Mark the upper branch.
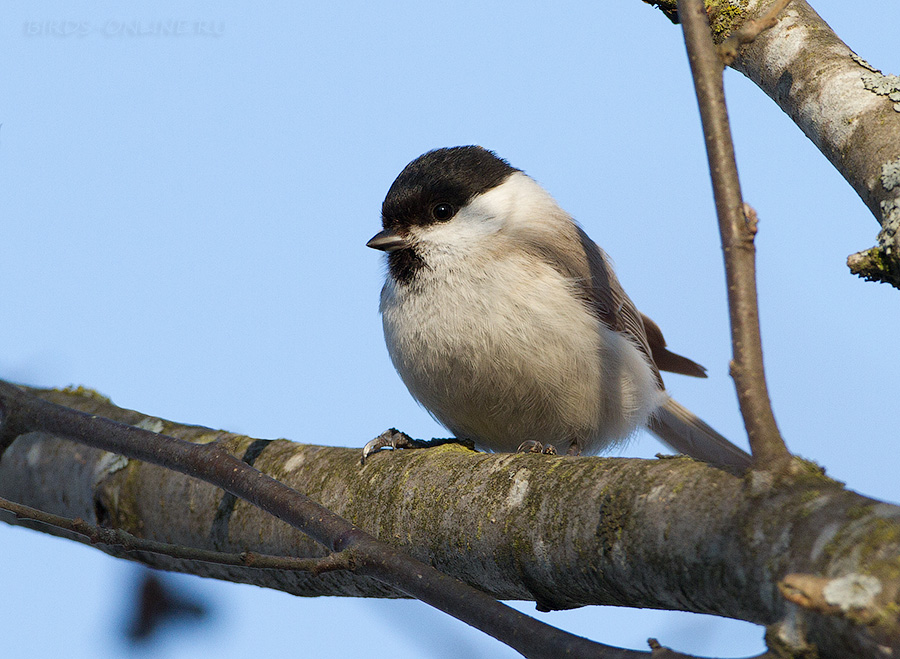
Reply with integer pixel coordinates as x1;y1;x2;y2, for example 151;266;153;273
647;0;900;288
731;0;900;287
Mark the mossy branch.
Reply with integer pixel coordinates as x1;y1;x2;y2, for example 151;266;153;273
1;384;899;656
643;0;900;288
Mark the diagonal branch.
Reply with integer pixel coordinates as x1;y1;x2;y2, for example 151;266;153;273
730;0;900;289
644;0;900;288
676;0;792;470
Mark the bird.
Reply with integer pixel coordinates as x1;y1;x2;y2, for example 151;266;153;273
364;146;750;469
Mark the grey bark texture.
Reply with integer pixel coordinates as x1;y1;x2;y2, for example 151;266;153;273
649;0;900;287
2;387;900;658
730;0;900;287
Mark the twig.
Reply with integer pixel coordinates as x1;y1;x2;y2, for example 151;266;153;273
718;0;792;66
0;379;699;659
676;0;792;471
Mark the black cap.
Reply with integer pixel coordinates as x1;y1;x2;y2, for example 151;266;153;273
381;146;518;230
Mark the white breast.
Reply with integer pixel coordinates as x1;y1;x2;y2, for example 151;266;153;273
379;233;662;455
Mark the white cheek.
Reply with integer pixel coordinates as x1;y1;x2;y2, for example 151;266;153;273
410;208;504;253
409;175;543;252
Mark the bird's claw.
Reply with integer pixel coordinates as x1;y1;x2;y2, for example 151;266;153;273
516;440;558;455
361;428;423;464
361;429;476;464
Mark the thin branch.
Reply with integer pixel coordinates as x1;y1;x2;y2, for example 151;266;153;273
0;380;707;659
676;0;792;471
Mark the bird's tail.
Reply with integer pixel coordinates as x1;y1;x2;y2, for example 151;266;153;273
647;397;751;469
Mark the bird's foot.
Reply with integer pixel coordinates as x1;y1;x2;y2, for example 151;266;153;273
361;428;475;464
516;441;582;456
516;440;558;455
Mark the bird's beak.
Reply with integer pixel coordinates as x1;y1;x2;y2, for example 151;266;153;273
366;228;410;252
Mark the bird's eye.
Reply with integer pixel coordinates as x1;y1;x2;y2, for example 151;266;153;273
431;203;456;221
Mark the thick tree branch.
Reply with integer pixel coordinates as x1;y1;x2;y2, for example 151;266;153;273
732;0;900;288
677;0;791;470
1;385;899;657
0;381;617;659
644;0;900;288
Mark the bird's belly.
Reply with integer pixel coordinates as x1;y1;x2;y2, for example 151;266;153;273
380;261;660;454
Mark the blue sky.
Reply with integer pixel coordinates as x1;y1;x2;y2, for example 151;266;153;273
1;2;898;657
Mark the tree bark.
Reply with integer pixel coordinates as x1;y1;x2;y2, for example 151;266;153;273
2;387;899;657
645;0;900;288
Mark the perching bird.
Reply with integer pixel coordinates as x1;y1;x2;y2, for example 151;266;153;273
365;146;749;468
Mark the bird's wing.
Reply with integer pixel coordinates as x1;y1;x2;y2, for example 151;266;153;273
572;224;663;387
517;219;663;387
517;219;750;468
